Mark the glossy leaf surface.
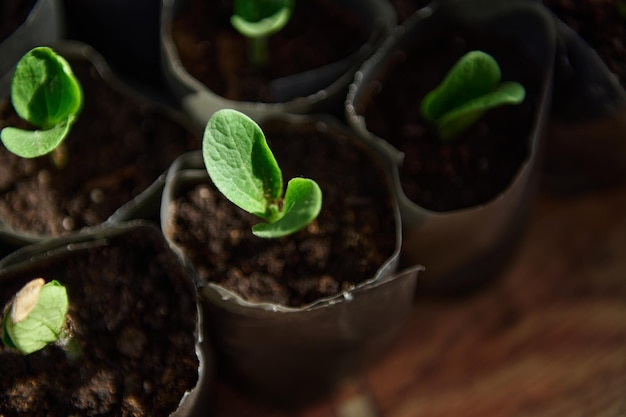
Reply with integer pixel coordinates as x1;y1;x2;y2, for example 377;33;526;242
203;109;322;238
1;47;82;157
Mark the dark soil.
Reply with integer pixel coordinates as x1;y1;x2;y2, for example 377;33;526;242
358;30;543;211
165;119;397;307
0;226;199;416
171;0;369;102
0;57;200;236
543;0;626;87
0;0;36;42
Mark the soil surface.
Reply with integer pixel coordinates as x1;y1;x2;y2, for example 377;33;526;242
358;29;543;211
0;227;199;416
165;119;397;307
171;0;369;102
0;57;200;236
543;0;626;87
0;0;36;42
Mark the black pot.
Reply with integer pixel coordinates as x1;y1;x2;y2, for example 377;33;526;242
0;221;211;416
0;40;200;247
542;10;626;192
160;0;397;128
160;114;421;406
346;0;555;293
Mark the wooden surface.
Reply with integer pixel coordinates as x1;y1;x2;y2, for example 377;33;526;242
210;183;626;417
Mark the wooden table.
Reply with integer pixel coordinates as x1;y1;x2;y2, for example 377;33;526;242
210;184;626;417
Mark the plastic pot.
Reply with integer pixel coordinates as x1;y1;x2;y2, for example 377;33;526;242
0;40;200;247
0;221;211;416
542;10;626;192
160;114;421;406
346;0;556;293
159;0;396;129
0;0;63;96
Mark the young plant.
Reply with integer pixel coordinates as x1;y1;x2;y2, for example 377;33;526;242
2;278;70;355
203;108;322;238
420;50;526;141
230;0;295;67
0;46;83;159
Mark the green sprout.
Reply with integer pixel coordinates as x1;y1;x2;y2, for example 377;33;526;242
230;0;295;67
203;109;322;238
420;50;526;141
1;46;83;159
2;278;69;355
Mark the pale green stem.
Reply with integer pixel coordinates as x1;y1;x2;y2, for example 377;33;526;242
50;142;69;170
248;36;269;68
58;329;82;361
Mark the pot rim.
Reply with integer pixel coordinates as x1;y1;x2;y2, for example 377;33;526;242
345;0;556;219
548;11;626;121
160;113;405;312
0;220;211;417
0;39;197;247
159;0;397;122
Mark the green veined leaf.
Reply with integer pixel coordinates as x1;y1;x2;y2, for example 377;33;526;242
252;177;322;238
2;279;69;355
1;115;75;158
203;109;323;238
203;109;283;221
1;47;83;158
10;47;83;130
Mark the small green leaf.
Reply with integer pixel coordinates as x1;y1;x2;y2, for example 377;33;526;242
1;47;83;158
2;279;69;355
435;82;526;140
202;109;323;238
203;109;283;221
231;0;294;38
11;47;82;130
420;50;525;140
1;116;74;158
252;178;322;238
421;51;501;122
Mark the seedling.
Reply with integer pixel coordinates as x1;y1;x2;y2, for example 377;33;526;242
1;46;83;159
2;278;70;355
420;50;526;140
203;109;322;238
230;0;295;67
